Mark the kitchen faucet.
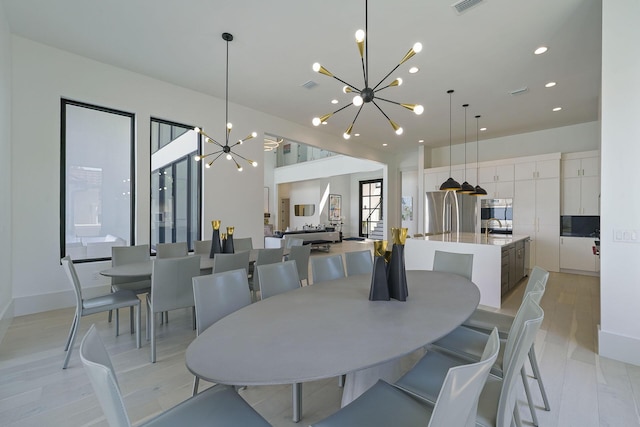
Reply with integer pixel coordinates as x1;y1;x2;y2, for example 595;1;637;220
485;218;503;239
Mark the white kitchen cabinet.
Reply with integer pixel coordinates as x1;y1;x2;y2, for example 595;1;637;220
478;164;514;198
513;157;560;272
560;236;599;272
561;153;600;215
425;167;465;192
515;159;560;180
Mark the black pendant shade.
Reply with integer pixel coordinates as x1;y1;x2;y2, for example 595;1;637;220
440;89;461;191
471;114;487;197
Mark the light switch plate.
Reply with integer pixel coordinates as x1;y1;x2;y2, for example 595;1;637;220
614;229;640;243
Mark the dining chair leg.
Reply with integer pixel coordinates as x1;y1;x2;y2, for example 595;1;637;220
64;314;78;351
150;311;156;363
292;382;302;423
115;308;120;337
521;366;539;426
338;374;346;388
129;306;134;334
63;311;80;369
192;376;200;396
108;309;113;323
192;306;196;330
529;345;551;411
135;304;141;349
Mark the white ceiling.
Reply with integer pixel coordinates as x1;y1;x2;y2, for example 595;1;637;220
2;0;602;153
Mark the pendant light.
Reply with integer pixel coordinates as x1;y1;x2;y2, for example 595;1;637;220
472;114;488;196
457;103;475;194
440;90;461;191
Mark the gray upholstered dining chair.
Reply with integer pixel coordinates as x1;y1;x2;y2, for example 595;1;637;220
310;254;345;284
108;245;151;326
396;291;545;427
312;328;500;427
285;237;304;248
146;255;200;363
234;237;253;252
194;240;212;255
344;250;373;276
249;248;284;300
60;256;140;369
460;266;551;422
155;241;188;258
212;251;250;275
286;244;311;285
192;269;252;395
432;250;473;281
79;324;270;427
257;260;301;300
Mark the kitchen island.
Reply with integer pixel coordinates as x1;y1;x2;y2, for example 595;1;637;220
405;232;530;308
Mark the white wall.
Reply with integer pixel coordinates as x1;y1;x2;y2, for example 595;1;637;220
0;2;13;338
598;0;640;365
9;36;392;315
401;171;418;236
428;121;600;168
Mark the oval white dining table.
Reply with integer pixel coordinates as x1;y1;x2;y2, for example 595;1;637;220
185;269;480;422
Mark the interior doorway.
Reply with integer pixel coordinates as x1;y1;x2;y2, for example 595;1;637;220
359;179;383;238
279;198;290;231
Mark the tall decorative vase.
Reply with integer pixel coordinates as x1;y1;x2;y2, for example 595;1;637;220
369;240;390;301
224;226;235;253
209;220;222;258
387;228;409;301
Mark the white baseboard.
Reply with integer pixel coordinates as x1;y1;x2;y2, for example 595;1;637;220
0;299;14;344
13;285;111;316
598;325;640;366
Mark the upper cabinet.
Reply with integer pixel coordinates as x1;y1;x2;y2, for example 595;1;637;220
478;164;514;198
514;159;560;181
561;151;600;215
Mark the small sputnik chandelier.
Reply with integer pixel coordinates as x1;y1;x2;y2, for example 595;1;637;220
311;0;424;140
194;32;258;171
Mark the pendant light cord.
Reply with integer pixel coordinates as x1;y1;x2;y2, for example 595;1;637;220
449;90;453;176
364;0;369;88
476;115;481;182
225;37;229;145
463;104;468;181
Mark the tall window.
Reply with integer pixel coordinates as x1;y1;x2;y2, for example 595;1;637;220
359;179;383;238
60;100;135;261
150;118;201;252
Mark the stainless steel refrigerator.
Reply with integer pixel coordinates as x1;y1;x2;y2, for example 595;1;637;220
424;191;478;235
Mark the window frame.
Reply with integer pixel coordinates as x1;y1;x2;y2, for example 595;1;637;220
59;99;136;263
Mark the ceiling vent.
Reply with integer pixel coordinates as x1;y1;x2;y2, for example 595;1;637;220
452;0;485;14
510;86;529;96
301;80;318;90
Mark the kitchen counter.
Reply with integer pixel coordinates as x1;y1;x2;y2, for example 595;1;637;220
420;232;530;246
405;233;530;308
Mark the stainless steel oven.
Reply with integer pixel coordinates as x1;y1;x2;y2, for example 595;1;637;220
480;198;513;234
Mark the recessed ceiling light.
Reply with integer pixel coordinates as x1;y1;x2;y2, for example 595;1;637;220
552;107;562;112
418;139;424;143
545;81;556;88
534;46;548;55
331;99;339;104
382;143;388;147
409;67;419;74
354;133;360;137
480;127;487;131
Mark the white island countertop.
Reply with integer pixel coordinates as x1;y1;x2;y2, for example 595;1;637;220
405;233;530;308
419;232;530;246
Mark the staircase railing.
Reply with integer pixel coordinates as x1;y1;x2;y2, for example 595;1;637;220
362;199;383;238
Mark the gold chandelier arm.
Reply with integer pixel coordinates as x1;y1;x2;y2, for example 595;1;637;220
196;149;224;161
371;100;403;134
229;150;258;167
196;128;225;148
205;152;226;168
371;62;404;91
230;156;243;171
343;105;364;139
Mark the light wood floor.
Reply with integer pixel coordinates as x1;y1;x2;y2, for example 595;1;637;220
1;241;639;426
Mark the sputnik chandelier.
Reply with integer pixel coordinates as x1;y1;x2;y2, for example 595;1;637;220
311;0;424;140
194;32;258;172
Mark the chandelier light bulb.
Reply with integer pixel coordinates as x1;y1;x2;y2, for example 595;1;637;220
343;132;351;140
194;155;201;161
237;166;243;172
226;122;232;130
353;95;363;106
414;105;424;115
251;132;257;138
312;117;322;126
396;78;403;86
395;127;404;135
193;127;201;133
312;62;321;72
355;29;365;43
226;154;232;160
205;163;211;168
413;42;423;53
343;85;352;94
252;161;258;167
